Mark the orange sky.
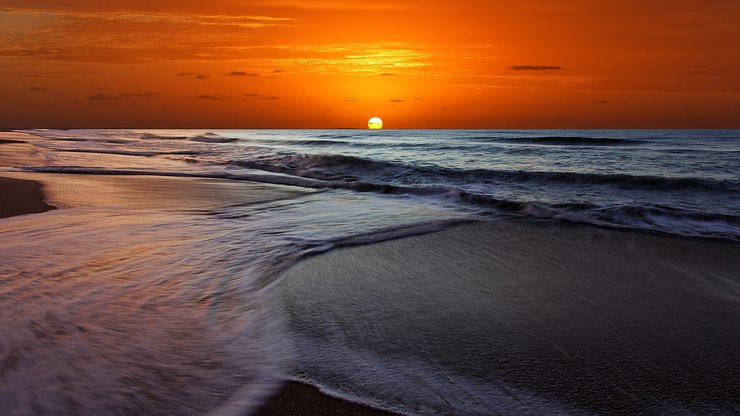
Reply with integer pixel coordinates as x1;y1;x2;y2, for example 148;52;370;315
1;0;739;128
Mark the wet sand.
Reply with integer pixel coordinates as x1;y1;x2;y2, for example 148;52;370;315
0;135;56;218
278;220;740;415
256;381;401;416
0;176;56;218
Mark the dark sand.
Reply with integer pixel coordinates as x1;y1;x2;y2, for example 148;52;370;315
256;381;401;416
0;177;56;218
278;220;740;415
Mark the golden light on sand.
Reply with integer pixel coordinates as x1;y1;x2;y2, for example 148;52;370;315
368;117;383;129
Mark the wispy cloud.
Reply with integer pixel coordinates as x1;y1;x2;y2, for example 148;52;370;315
0;9;293;29
244;93;280;100
230;43;434;75
247;1;412;11
191;94;224;100
0;9;293;64
120;92;163;98
388;99;405;103
509;65;563;71
177;72;209;80
226;71;259;76
28;86;50;91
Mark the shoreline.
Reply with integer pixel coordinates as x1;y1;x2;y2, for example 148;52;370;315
0;174;402;416
0;176;56;219
255;381;402;416
4;131;739;415
0;134;402;416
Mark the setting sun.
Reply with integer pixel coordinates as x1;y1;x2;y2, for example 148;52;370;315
1;2;739;416
368;117;383;129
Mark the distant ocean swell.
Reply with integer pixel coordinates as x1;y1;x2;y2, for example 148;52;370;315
227;153;740;192
33;146;740;193
23;164;740;241
20;128;740;241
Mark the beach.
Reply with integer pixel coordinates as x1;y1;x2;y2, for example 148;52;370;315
0;176;55;218
1;130;739;415
0;133;400;416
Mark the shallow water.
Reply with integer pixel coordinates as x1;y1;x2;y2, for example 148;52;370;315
0;172;469;416
1;130;739;415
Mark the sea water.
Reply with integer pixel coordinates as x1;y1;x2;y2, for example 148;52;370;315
1;129;739;415
24;129;740;240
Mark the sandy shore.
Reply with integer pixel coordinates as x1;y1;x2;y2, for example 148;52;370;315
0;176;56;218
256;381;401;416
0;132;400;416
0;135;56;218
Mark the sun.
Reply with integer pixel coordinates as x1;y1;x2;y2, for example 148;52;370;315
368;117;383;129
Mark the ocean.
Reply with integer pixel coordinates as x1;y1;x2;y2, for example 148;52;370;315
1;129;739;415
23;129;740;240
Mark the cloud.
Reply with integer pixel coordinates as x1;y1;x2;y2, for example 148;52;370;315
509;65;563;71
28;86;50;91
593;100;611;104
273;70;286;73
85;91;163;100
88;93;120;101
414;97;424;101
226;71;258;76
244;93;279;100
344;97;359;103
257;42;432;75
0;8;297;65
0;8;293;29
192;94;222;100
177;72;209;79
440;106;450;110
121;92;163;98
380;72;398;76
388;99;405;103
